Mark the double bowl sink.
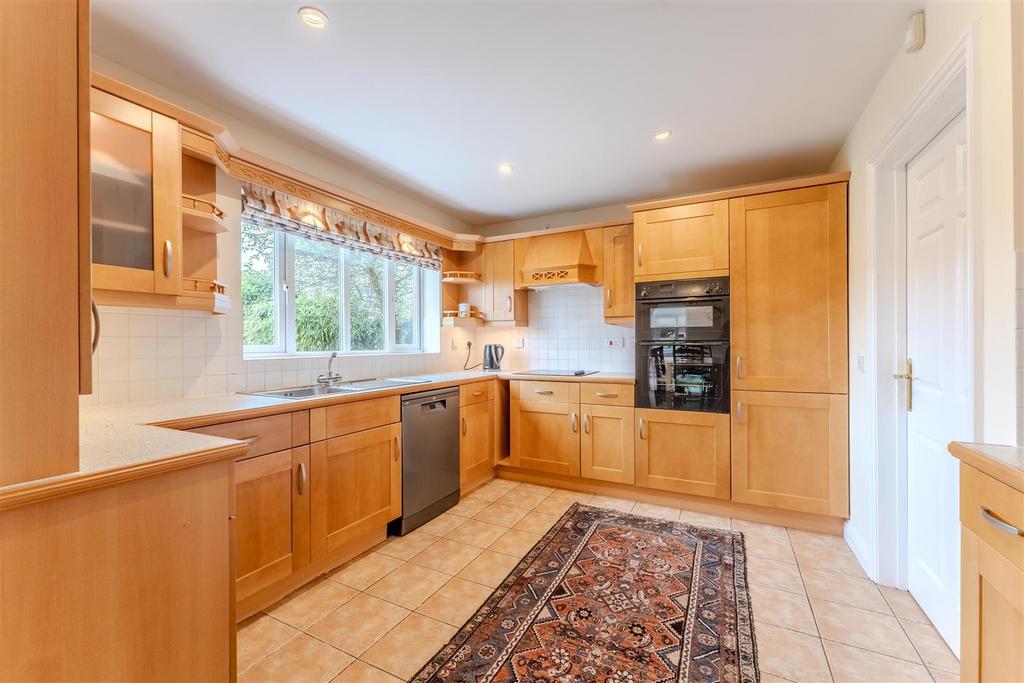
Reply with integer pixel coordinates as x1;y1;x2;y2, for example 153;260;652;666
246;377;429;400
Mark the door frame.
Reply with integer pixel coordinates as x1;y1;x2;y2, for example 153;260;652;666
856;31;980;589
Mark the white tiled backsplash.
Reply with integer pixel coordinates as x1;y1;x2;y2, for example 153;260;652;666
83;285;633;408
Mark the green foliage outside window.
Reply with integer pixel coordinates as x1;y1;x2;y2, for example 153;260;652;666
241;223;276;346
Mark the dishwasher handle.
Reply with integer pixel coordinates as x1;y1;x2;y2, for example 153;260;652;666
418;399;449;413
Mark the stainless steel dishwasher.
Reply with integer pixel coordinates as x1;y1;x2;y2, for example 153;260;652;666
389;386;460;535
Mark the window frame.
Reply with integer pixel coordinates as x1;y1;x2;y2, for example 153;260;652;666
241;223;428;358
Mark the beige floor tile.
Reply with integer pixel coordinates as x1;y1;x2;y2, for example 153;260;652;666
366;562;451;609
793;539;866;578
416;577;494;627
361;613;457;680
928;666;959;682
733;518;790;541
801;568;891;614
677;508;731;529
516;482;555;495
810;598;920;662
531;495;578;516
631;502;681;521
489;528;545;558
330;660;403;683
822;639;933;683
746;555;806;594
749;583;818;636
513;509;563;535
788;528;849;551
445;518;510;548
589;494;636;512
759;674;794;683
267;578;358;630
457;549;522;587
375;530;440;561
755;622;833;682
473;502;530;527
418;511;466;536
306;593;409;657
408;538;483;575
879;586;930;623
240;633;353;683
899;618;960;674
494;487;549;509
446;496;490;518
465;479;516;502
546;489;593;503
236;614;301;674
743;533;796;563
328;551;405;590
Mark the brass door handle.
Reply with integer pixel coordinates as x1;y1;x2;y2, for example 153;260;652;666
893;358;915;411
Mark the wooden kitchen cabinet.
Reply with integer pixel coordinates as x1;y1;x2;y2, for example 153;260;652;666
633;200;729;281
635;409;730;499
510;381;581;476
731;391;849;517
602;224;634;321
484;240;528;325
461;399;495;488
311;423;401;559
233;447;310;602
581;404;635;484
730;183;848;394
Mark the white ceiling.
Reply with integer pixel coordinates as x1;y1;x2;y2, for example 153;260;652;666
92;0;920;227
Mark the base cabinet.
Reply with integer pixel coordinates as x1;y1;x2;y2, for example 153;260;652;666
635;409;730;499
581;404;635;484
461;399;495;488
510;381;581;476
731;391;848;517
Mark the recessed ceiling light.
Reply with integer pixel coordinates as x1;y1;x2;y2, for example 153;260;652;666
298;6;329;28
498;163;514;176
654;129;672;141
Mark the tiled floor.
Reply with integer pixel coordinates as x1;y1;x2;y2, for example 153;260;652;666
238;479;960;682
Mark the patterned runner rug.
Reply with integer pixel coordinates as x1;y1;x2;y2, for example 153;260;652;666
413;503;758;683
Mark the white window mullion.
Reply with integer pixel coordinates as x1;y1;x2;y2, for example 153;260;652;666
341;249;352;353
283;233;297;354
384;259;396;353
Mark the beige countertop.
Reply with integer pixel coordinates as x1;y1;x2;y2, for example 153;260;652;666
0;369;635;509
949;442;1024;493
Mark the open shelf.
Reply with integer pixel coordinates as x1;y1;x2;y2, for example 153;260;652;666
181;194;228;233
441;270;482;285
442;310;484;327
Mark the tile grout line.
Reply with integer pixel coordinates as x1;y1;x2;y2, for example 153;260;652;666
787;526;835;683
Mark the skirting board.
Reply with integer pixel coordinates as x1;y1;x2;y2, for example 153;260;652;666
496;466;845;536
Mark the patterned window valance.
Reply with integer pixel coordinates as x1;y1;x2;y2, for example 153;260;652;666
241;181;443;270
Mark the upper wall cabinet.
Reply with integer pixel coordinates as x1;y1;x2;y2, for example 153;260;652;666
730;183;848;394
484;240;528;325
633;200;729;281
602;225;634;321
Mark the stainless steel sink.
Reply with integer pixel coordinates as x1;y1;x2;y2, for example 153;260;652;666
244;377;429;400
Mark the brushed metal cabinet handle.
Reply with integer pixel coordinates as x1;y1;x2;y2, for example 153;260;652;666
638;418;646;440
91;300;101;354
472;390;483;396
461;416;467;436
637;243;643;267
534;389;554;395
163;240;173;276
735;402;746;425
394;434;401;461
296;462;307;495
606;288;612;308
980;506;1024;536
506;295;512;313
735;356;745;379
595;392;618;399
240;435;260;447
571;412;578;433
583;413;590;434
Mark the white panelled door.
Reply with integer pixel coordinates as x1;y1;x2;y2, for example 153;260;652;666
904;110;969;655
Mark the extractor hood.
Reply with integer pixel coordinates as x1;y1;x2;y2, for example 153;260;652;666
520;230;599;287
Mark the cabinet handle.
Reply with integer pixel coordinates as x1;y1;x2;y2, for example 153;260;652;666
506;295;512;313
980;507;1023;537
296;462;307;495
91;300;101;354
571;412;578;433
240;435;260;447
637;243;643;267
461;416;467;436
583;413;590;434
534;389;554;395
735;355;745;379
735;402;746;425
639;418;646;440
472;390;483;396
595;392;618;398
394;434;401;461
606;288;612;308
163;240;173;277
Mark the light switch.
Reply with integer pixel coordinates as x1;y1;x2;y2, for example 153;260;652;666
856;354;865;373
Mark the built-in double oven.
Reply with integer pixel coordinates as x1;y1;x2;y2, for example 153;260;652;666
635;277;730;413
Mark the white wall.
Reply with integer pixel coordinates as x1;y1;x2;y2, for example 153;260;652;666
476;202;631;237
829;0;1019;576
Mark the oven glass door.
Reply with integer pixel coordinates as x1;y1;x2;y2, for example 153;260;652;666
636;297;729;342
635;341;730;413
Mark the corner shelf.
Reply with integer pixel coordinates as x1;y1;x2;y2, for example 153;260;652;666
442;310;484;327
181;194;228;233
441;271;482;285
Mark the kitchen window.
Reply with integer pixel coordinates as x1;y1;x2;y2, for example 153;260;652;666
242;220;433;356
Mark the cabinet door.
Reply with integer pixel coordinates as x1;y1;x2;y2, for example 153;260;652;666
961;528;1024;683
730;184;847;393
485;240;527;325
581;404;635;484
234;447;310;601
90;88;181;295
635;409;730;499
633;200;728;280
731;391;849;516
311;423;398;559
602;225;634;319
461;400;495;487
510;399;580;476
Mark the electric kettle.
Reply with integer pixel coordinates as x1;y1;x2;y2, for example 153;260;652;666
483;344;505;371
